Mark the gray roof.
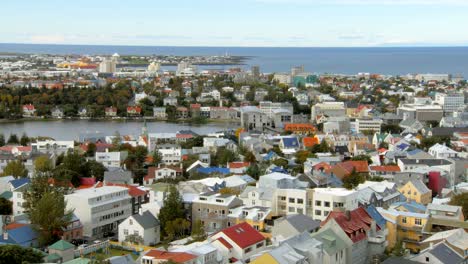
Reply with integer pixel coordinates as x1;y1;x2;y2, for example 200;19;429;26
429;242;464;264
131;211;159;229
399;158;452;166
106;255;135;264
382;257;419;264
277;214;321;233
104;168;133;184
409;179;431;194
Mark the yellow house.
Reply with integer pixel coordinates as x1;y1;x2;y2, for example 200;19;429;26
378;207;429;253
227;206;271;231
398;179;432;205
251;253;279;264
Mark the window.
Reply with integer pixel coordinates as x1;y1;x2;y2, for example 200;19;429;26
324;211;329;216
425;257;429;262
289;198;295;203
134;230;139;236
297;208;303;214
315;200;322;206
279;196;286;201
124;229;128;235
129;219;133;225
17;193;21;198
315;210;322;216
256;242;264;248
245;247;252;253
288;207;295;213
402;217;407;224
324;201;330;207
297;199;304;204
415;218;422;226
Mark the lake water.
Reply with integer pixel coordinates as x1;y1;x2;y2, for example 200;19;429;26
0;120;239;141
1;43;468;76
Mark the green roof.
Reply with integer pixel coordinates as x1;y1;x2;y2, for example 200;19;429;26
49;240;75;251
45;253;62;262
0;191;12;199
63;258;91;264
311;229;348;255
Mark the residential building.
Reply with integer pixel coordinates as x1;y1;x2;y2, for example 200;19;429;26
105;106;118;117
311;102;346;121
355;118;383;133
48;240;75;263
425;203;464;221
118;210;160;246
271;214;321;241
310;223;352;264
95;150;128;168
153;107;167;119
191;192;243;232
65;186;132;238
31;140;74;154
428;143;459;159
284;123;317;135
312;188;359;221
22;104;36;117
227;205;271;231
145;165;183;184
141;250;198;264
210;222;267;263
398;179;432;205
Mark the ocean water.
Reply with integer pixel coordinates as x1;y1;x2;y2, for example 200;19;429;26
1;43;468;76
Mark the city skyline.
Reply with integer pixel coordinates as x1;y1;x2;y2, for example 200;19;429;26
1;0;468;47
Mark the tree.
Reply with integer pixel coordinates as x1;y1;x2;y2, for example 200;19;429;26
369;176;385;182
20;133;30;146
86;142;97;157
158;186;185;238
273;158;288;168
111;131;122;148
0;245;44;264
1;160;28;178
219;187;240;196
28;191;73;246
381;124;402;134
0;197;12;215
6;134;19;144
0;134;5;147
85;160;107;181
246;163;261;180
34;156;53;174
191;219;206;241
351;155;373;164
449;192;468;220
343;168;365;190
390;240;406;257
243;150;257;163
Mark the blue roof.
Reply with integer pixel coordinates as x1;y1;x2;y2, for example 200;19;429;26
282;137;300;148
392;201;427;213
407;149;423;155
270;166;288;174
365;205;386;228
9;178;30;189
263;151;278;161
396;143;410;150
0;225;38;245
239;175;256;183
197;167;230;175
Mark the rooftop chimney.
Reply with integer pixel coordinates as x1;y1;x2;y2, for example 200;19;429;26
345;210;351;221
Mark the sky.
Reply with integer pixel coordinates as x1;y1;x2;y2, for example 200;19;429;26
1;0;468;47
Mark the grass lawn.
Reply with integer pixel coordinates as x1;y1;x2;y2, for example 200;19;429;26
86;248;140;261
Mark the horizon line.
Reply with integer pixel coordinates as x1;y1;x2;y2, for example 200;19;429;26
1;42;468;49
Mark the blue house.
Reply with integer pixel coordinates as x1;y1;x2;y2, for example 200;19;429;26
0;225;39;248
196;167;230;176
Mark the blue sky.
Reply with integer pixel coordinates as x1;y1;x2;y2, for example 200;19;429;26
1;0;467;47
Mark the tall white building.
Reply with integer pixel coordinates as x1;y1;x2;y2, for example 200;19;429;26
434;93;465;113
99;58;117;73
312;188;358;221
355;118;383;133
311;102;346;120
65;186;132;238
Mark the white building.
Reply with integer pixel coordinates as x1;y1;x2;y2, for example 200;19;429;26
31;140;74;154
118;209;160;246
355;118;383;133
312;188;359;221
434;92;465;113
95;150;128;168
428;143;459;159
65;186;132;238
311;102;346;121
98;58;117;73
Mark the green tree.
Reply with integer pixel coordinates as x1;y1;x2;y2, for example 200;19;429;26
449;192;468;220
273;158;288;168
191;219;206;241
0;134;5;147
34;156;53;174
85;160;107;181
20;133;30;146
390;240;406;257
86;142;97;157
343;168;365;190
158;186;185;238
7;134;19;144
1;160;28;178
0;245;44;264
244;150;257;163
0;197;12;215
351;155;373;164
29;191;73;246
246;163;261;180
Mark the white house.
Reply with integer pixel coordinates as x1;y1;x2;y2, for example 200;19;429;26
118;209;160;246
428;143;459;159
210;222;267;263
312;188;359;221
32;140;74;154
65;186;132;238
95;150;128;168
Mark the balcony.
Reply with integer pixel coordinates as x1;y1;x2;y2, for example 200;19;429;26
368;235;387;245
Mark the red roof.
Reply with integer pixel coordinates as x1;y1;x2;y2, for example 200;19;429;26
339;160;369;174
313;162;331;171
218;222;265;249
144;250;197;263
23;104;35;110
105;106;117;112
369;165;401;172
190;103;201;109
321;207;379;243
228;162;250;169
127;106;141;113
176;134;193;139
284;123;316;132
303;137;320;148
217;237;233;249
5;223;27;230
